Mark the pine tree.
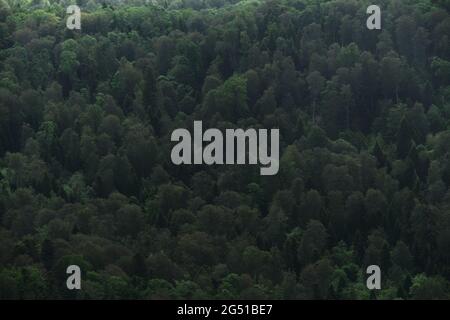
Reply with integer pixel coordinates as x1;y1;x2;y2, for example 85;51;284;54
373;140;387;167
397;118;414;159
41;239;54;271
131;253;147;278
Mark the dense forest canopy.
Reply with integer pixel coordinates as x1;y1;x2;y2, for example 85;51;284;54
0;0;449;299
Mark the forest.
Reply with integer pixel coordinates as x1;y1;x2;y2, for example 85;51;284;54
0;0;449;299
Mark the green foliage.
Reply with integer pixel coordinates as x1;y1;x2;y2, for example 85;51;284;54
0;0;449;300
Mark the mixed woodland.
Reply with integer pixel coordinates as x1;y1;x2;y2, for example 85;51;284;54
0;0;450;299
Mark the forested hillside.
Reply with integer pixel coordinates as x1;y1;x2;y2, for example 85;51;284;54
0;0;450;299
